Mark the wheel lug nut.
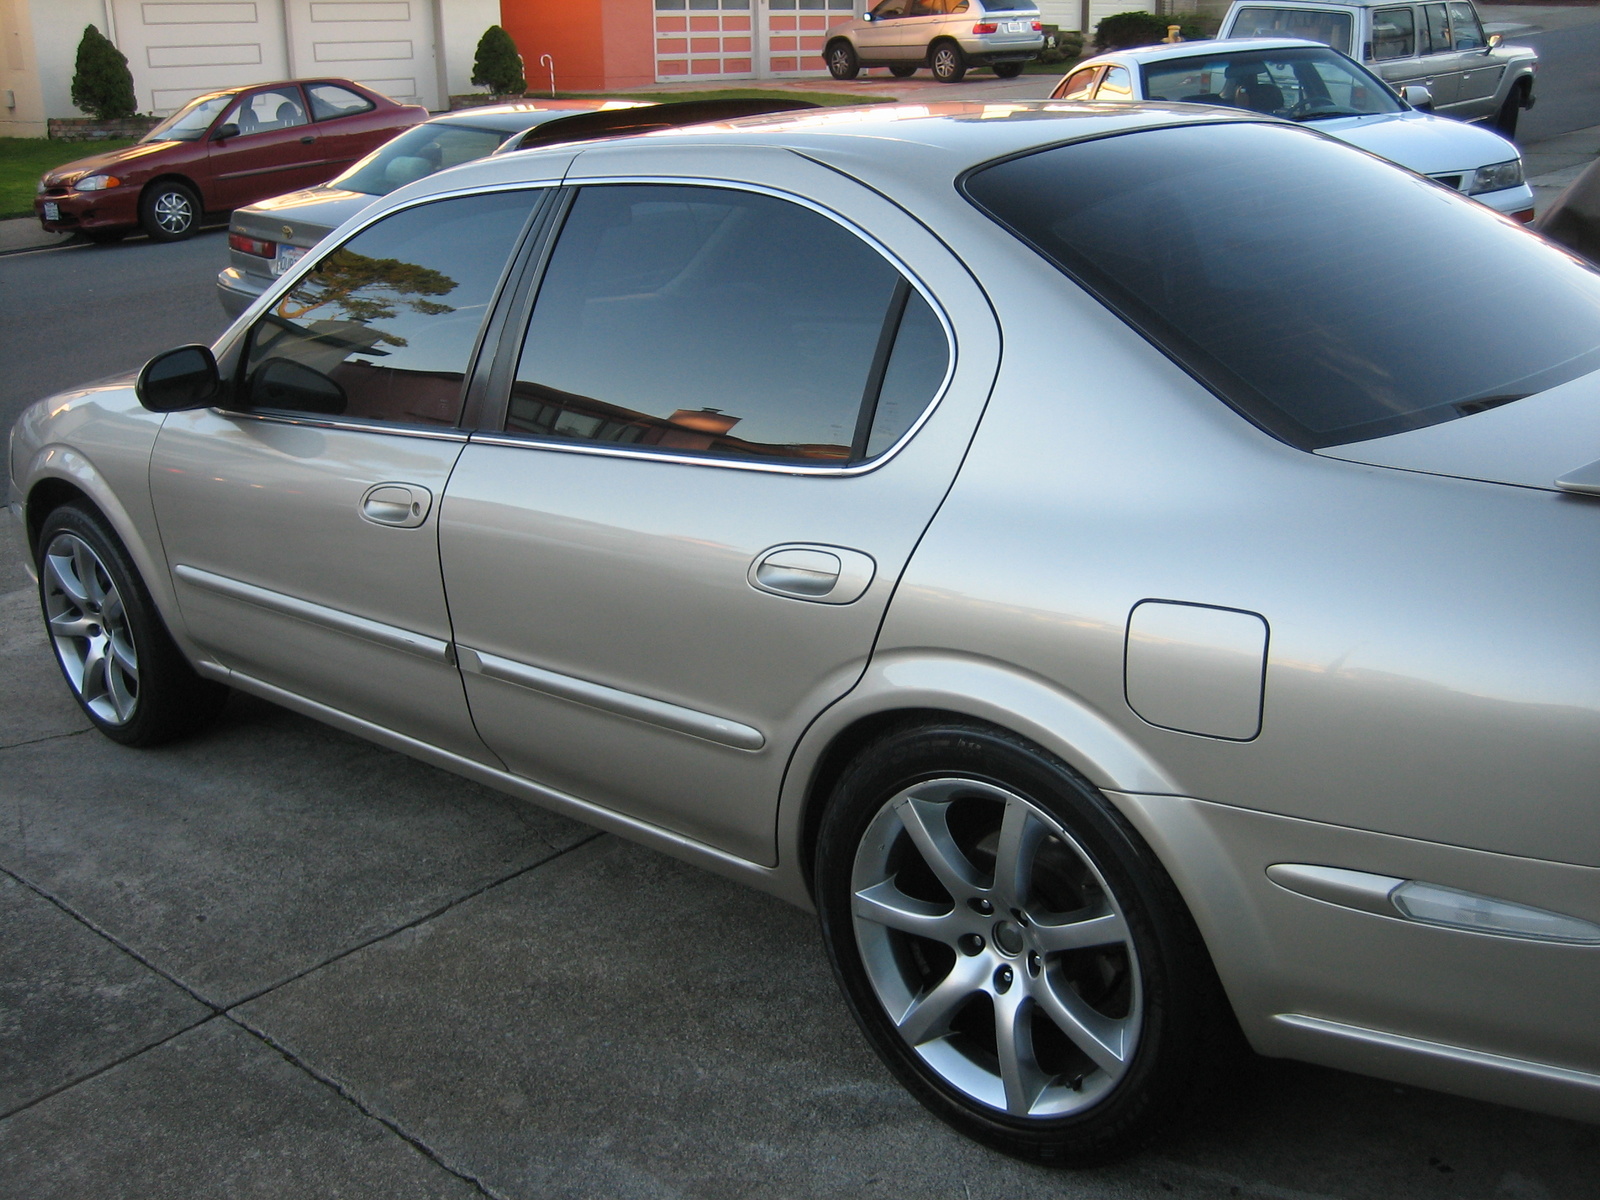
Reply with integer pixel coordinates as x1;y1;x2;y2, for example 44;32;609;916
993;965;1014;993
958;933;985;956
1027;951;1042;977
968;898;994;915
1011;908;1029;926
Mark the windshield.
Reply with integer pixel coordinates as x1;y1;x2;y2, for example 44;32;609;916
979;0;1039;10
329;123;512;196
140;93;234;143
1228;6;1354;53
964;122;1600;449
1143;47;1402;119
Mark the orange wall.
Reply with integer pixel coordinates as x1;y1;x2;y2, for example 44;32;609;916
502;0;656;92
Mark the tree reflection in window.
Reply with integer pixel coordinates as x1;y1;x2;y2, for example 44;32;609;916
243;191;536;426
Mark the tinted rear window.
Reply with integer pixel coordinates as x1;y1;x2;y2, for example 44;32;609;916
964;122;1600;449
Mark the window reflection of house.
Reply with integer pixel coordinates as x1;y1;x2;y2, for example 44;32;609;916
508;381;850;460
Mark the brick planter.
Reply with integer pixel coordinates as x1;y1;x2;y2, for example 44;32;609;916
48;116;162;142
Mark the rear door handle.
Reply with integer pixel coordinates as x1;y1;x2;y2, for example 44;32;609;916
360;482;433;528
749;544;875;604
300;135;316;144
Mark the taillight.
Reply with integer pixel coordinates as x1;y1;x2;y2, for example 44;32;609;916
973;21;998;33
1031;19;1042;30
229;232;276;258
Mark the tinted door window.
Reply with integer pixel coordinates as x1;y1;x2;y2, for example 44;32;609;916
1056;66;1100;98
230;87;308;135
1420;3;1451;53
1096;65;1133;99
1446;1;1483;49
1372;7;1416;58
243;191;535;426
509;184;948;463
1227;6;1353;52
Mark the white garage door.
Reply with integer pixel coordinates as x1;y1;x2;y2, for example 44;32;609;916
112;0;292;114
286;0;438;110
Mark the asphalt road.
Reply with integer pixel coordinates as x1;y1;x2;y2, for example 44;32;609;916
1518;15;1600;143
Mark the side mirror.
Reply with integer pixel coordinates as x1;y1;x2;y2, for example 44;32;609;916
213;122;240;141
862;11;874;20
137;345;220;412
248;358;347;415
1487;33;1502;51
1402;85;1433;110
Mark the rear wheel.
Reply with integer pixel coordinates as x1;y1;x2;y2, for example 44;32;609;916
992;61;1025;79
827;40;861;80
815;721;1230;1164
930;40;968;82
37;503;227;745
890;63;919;78
139;180;200;242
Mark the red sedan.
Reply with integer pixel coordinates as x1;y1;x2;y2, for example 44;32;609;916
35;79;427;244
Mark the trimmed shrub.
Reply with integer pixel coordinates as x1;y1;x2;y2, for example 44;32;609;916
71;25;137;121
1038;27;1087;63
1094;11;1170;50
472;26;526;98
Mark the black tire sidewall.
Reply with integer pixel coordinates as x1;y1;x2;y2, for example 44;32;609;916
36;503;221;745
140;182;199;242
814;721;1217;1165
827;41;860;79
931;42;966;81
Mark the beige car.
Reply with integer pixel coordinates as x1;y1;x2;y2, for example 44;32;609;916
824;0;1044;81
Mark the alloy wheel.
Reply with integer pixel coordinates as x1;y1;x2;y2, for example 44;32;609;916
153;189;194;235
849;777;1142;1118
42;532;140;725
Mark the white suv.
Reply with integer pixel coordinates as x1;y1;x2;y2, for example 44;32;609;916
824;0;1044;82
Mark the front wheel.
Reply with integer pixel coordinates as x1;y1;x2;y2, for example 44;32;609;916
814;722;1229;1164
889;63;919;78
930;41;968;82
826;41;861;80
1493;84;1524;139
992;61;1024;79
38;504;227;745
139;181;201;242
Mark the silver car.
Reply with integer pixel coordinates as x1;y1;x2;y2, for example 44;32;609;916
824;0;1044;81
217;100;647;317
10;101;1600;1165
1052;39;1535;219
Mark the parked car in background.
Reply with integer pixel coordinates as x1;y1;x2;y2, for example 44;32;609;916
217;100;648;317
12;99;1600;1166
823;0;1044;81
1053;39;1533;219
1218;0;1536;134
36;80;426;245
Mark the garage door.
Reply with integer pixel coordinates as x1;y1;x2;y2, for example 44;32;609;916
112;0;292;114
286;0;438;110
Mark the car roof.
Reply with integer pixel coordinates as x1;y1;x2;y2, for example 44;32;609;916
424;99;649;133
1083;37;1338;65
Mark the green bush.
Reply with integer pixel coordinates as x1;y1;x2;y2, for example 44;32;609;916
1093;10;1216;51
472;26;526;98
70;25;136;121
1037;27;1086;63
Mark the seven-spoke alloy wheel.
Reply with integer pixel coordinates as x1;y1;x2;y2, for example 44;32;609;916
816;723;1227;1164
36;504;227;745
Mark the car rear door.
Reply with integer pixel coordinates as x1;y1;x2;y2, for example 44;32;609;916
436;144;1000;865
150;185;551;759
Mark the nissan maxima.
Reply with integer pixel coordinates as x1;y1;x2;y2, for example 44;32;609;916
10;100;1599;1164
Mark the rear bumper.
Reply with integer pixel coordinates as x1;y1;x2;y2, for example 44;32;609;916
217;266;268;319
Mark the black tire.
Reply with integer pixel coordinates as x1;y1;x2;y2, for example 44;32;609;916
992;61;1025;79
1493;83;1524;139
139;180;201;242
889;63;919;78
826;40;861;80
37;503;227;746
814;721;1231;1165
930;40;967;82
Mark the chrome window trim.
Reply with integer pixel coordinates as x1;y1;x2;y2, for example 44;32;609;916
490;174;959;478
173;564;455;663
215;408;471;442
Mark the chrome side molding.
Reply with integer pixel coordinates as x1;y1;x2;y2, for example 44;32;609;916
458;645;766;752
173;564;455;663
1267;863;1600;944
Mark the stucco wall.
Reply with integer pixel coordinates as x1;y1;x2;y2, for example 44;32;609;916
29;0;106;122
2;0;46;134
438;0;503;99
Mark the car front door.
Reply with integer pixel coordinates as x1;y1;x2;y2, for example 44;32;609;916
1447;1;1502;112
206;85;327;211
149;187;547;761
1412;2;1464;106
437;146;1000;864
857;0;916;58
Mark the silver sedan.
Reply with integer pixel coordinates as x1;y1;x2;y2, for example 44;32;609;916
9;99;1600;1165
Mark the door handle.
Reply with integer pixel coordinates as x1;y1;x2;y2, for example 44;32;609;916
300;135;316;144
360;482;433;528
749;544;876;604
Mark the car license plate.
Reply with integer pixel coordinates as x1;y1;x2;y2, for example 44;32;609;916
1005;19;1027;31
272;245;307;276
42;201;59;221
